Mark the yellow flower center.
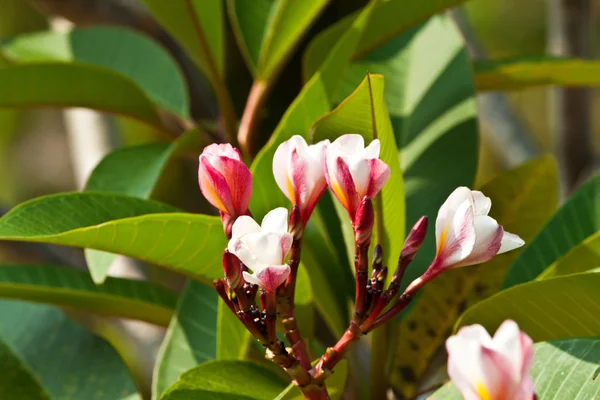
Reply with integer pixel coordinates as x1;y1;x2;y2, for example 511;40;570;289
476;382;491;400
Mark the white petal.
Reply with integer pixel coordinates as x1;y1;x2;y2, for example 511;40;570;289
242;232;285;266
446;335;486;400
333;134;364;154
436;199;476;267
228;239;261;270
306;140;328;189
289;135;309;157
436;187;473;248
347;155;370;197
206;155;225;174
273;140;293;201
471;190;492;216
457;215;503;267
261;207;289;233
498;232;525;254
457;324;493;346
231;216;260;240
362;139;380;159
242;270;261;286
491;320;524;380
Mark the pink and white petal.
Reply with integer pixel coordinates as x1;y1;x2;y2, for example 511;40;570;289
456;324;493;346
471;190;492;216
347;155;371;197
498;231;525;254
516;375;536;400
242;270;261;286
273;140;293;201
518;331;535;378
334;134;364;154
252;264;291;292
202;143;241;160
332;157;359;217
491;320;526;380
479;346;515;399
457;215;503;267
446;336;486;400
365;158;390;199
261;208;289;234
198;157;233;214
362;138;381;159
435;187;473;248
231;215;261;239
436;199;476;268
290;148;310;205
228;239;261;270
220;157;252;216
289;135;309;156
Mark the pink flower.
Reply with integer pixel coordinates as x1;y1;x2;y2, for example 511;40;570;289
324;134;390;221
227;208;292;293
273;136;329;224
446;320;535;400
198;143;252;218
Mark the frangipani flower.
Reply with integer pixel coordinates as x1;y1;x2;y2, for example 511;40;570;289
446;320;535;400
324;134;390;221
273;136;329;224
198;143;252;218
227;208;292;292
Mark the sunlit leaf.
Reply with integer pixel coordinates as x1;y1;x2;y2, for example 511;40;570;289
538;231;600;279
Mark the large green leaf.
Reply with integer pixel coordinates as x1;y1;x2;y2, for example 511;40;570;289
303;0;472;80
153;281;219;399
503;172;600;288
0;63;166;129
275;360;347;400
539;231;600;279
457;272;600;341
227;0;329;81
312;73;405;274
0;300;139;399
0;192;227;283
431;338;600;400
0;264;176;326
0;336;49;400
2;26;189;117
474;58;600;91
161;360;287;400
389;156;558;396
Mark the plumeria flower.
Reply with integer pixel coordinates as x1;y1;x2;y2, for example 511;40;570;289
198;143;252;218
324;134;390;222
446;320;535;400
273;135;329;225
227;208;292;292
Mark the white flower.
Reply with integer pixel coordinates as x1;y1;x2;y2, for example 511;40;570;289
446;320;535;400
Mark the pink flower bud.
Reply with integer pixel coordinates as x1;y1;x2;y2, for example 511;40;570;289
324;134;390;222
354;197;374;246
273;136;329;224
446;320;535;400
198;143;252;218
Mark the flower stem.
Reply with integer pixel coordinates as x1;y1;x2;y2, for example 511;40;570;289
353;242;370;323
238;80;268;157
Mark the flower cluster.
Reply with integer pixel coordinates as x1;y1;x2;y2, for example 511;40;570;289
197;134;527;399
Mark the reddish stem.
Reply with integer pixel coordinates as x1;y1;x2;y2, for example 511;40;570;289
312;321;362;383
238;80;268;157
353;243;370;323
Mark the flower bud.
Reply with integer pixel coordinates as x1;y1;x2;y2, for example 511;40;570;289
353;197;374;246
400;216;428;264
324;134;390;222
198;143;252;218
222;249;242;290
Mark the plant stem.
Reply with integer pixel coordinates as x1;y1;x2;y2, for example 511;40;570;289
353;242;370;323
370;326;389;399
238;80;268;157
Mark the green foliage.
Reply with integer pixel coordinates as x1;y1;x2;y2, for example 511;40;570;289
431;339;600;399
0;337;49;400
539;231;600;279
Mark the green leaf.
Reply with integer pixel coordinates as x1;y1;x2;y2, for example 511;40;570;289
0;336;49;400
227;0;330;81
153;281;219;399
161;360;287;400
275;360;347;400
216;299;251;360
0;264;176;326
431;338;600;400
0;300;139;399
312;73;405;275
457;272;600;341
503;172;600;288
389;156;559;397
0;63;164;129
84;129;206;283
539;231;600;279
2;26;189;117
0;192;227;283
474;57;600;91
141;0;224;79
303;0;473;80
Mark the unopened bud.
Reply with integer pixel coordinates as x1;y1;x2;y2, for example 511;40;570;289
372;244;383;265
288;205;303;240
400;216;428;262
223;249;243;290
354;197;374;246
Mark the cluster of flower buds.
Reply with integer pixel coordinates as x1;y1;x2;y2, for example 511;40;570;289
198;134;526;399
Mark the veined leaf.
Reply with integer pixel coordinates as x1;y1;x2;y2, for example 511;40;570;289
227;0;330;81
475;57;600;91
389;156;558;397
539;231;600;279
2;26;189;117
303;0;473;80
0;192;227;283
161;360;287;400
431;338;600;400
503;172;600;288
312;73;405;276
457;272;600;341
0;264;176;326
153;281;218;399
0;300;139;399
0;63;165;129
